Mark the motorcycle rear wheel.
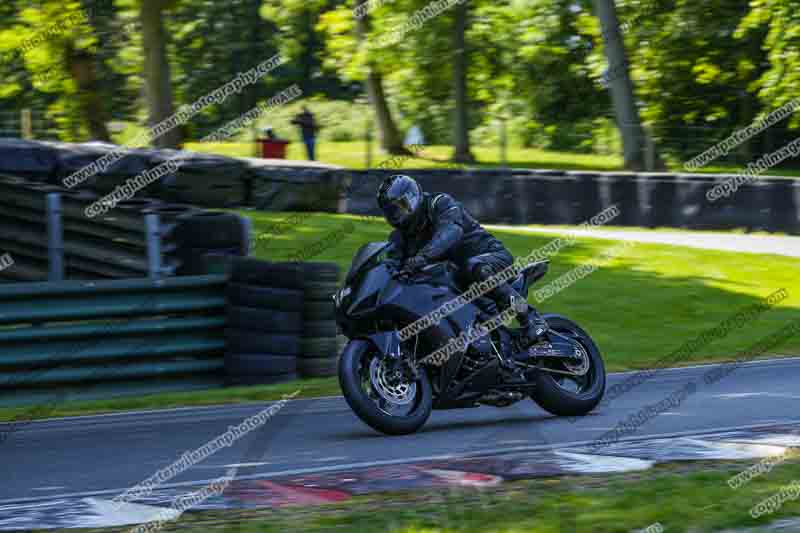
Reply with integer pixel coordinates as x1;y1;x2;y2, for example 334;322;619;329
531;314;606;417
339;339;433;435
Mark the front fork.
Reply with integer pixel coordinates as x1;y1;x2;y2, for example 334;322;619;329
359;330;421;380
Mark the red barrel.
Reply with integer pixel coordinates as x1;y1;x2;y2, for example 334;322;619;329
257;139;289;159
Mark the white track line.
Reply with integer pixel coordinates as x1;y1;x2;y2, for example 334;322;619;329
1;418;799;506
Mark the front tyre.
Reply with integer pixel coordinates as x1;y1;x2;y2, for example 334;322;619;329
532;314;606;417
339;339;433;435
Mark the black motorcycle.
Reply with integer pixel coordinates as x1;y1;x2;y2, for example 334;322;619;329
334;241;606;435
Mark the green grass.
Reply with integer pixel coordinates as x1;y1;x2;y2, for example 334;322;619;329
4;216;798;423
97;458;800;532
0;378;340;423
185;141;625;171
250;211;800;370
182;139;800;178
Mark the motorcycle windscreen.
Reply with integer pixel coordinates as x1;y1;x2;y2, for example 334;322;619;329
346;241;390;284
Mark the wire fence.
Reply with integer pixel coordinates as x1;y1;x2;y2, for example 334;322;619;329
5;106;800;174
0;110;67;140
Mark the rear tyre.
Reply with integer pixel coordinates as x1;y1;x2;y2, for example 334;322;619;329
339;339;432;435
531;314;605;417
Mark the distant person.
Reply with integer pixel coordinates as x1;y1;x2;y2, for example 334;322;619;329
404;125;425;146
291;106;320;160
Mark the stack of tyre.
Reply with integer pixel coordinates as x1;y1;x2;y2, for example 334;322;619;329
224;258;303;385
170;211;252;275
300;262;343;378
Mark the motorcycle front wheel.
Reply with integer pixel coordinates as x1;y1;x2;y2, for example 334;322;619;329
338;339;433;435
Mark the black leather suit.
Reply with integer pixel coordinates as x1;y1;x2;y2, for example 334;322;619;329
387;192;523;314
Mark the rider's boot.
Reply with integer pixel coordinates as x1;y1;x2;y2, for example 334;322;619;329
474;266;544;379
516;303;549;347
499;304;548;384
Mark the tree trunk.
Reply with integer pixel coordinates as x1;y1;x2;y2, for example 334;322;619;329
354;2;407;155
451;1;475;164
246;0;262;112
594;0;660;171
66;47;110;142
69;1;111;142
140;0;182;149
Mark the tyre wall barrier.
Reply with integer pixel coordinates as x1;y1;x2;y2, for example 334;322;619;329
44;141;247;208
246;160;341;213
223;258;343;383
0;175;251;282
0;138;59;182
5;139;797;234
336;168;800;234
225;257;304;385
0;275;228;406
300;262;341;379
0;139;342;211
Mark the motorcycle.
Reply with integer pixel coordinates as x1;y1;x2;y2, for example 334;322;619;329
333;241;606;435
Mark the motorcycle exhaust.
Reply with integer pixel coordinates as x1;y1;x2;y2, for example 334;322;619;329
477;390;524;407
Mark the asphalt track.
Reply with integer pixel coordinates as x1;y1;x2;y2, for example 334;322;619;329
2;357;800;508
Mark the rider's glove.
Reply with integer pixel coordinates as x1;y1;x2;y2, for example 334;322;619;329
400;254;427;275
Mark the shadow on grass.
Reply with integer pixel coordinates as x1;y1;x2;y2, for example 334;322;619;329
511;239;800;369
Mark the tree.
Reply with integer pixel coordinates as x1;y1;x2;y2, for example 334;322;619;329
593;0;650;170
140;0;181;149
0;0;126;141
354;1;407;154
736;0;800;152
316;0;407;154
66;45;110;141
451;0;475;163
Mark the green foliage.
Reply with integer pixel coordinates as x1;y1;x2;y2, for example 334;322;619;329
0;0;138;139
1;0;799;164
738;0;800;127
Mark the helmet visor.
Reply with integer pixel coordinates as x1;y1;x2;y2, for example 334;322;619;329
383;192;418;227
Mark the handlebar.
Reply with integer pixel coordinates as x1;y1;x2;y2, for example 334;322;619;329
390;260;454;280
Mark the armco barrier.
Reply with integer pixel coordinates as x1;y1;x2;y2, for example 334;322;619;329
0;175;250;282
0;275;227;406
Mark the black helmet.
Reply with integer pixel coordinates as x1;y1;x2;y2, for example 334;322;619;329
377;174;423;229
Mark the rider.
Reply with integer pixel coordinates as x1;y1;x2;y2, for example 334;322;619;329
376;174;548;367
